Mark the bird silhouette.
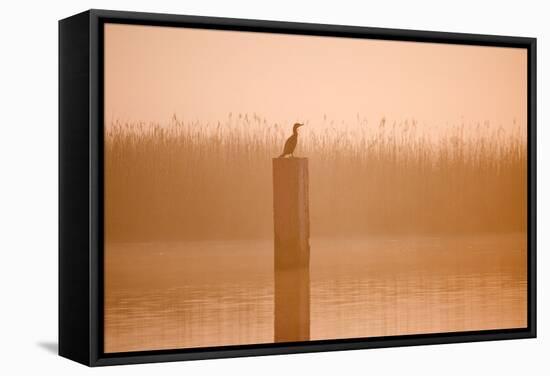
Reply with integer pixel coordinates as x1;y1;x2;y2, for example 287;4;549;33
278;123;304;158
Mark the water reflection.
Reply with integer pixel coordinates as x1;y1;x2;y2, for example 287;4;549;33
105;280;274;352
104;234;526;353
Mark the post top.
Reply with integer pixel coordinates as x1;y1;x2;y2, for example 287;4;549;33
273;157;308;161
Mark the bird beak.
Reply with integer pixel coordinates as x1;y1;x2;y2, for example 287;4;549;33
298;123;304;127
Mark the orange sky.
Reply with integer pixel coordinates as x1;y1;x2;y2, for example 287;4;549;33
104;23;527;136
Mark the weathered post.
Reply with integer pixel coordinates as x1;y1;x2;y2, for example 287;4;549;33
272;157;310;342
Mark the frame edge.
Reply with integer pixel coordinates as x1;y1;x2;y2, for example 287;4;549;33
58;10;93;367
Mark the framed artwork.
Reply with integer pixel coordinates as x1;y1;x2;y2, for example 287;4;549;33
59;9;536;366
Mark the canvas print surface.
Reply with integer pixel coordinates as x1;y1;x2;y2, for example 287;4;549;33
103;23;527;353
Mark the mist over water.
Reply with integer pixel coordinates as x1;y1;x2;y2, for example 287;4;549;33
105;234;526;352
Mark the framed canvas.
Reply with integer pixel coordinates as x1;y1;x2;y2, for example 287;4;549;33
59;9;537;366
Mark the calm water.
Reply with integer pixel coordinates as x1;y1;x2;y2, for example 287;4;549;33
104;234;526;353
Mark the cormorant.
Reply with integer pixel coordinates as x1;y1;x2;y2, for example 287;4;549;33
278;123;304;158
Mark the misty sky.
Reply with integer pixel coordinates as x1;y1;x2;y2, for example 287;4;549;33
104;23;527;137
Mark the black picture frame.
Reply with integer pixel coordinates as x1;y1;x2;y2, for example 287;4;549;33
59;9;537;367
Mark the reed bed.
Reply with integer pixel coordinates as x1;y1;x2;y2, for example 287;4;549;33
105;115;526;242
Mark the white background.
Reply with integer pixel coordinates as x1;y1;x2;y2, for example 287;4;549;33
0;0;547;374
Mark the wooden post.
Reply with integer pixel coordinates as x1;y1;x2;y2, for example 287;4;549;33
272;157;310;342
